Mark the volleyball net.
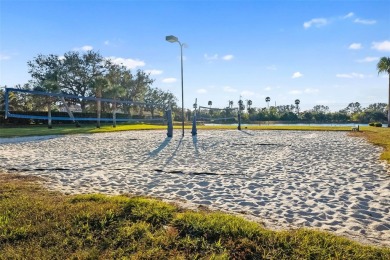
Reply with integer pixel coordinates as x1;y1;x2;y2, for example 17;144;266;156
197;106;238;123
4;88;168;126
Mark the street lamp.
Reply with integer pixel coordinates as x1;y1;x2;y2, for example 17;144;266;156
166;35;185;137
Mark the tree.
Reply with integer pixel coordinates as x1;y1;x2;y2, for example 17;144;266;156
122;69;154;116
377;56;390;127
365;103;387;113
344;102;362;115
295;99;300;115
246;100;252;109
28;54;63;128
311;105;329;114
208;100;212;108
238;99;245;111
265;96;270;108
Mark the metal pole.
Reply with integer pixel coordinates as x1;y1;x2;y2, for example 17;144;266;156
180;43;184;136
4;88;9;119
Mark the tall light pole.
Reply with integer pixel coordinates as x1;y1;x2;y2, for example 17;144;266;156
166;35;185;137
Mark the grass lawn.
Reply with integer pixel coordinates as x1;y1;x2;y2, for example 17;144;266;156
0;174;389;259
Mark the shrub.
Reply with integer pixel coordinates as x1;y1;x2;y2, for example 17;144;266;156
369;122;383;127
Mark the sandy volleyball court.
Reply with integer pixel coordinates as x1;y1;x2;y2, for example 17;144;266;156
0;130;389;246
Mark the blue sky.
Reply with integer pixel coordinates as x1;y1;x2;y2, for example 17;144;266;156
1;0;389;111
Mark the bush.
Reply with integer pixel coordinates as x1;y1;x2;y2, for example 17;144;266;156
369;122;382;127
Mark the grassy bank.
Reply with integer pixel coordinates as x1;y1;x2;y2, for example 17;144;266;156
0;123;360;138
0;174;388;259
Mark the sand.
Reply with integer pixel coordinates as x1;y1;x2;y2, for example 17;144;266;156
0;130;389;246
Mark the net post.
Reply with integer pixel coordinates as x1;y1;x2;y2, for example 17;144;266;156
191;98;197;136
238;113;242;130
4;88;9;119
166;104;173;137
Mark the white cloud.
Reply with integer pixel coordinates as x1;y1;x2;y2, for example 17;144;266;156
354;18;376;25
204;54;234;61
223;86;237;92
108;56;145;69
343;12;354;19
304;88;319;94
145;69;163;75
197;88;207;94
292;72;303;79
73;45;93;51
162;78;177;83
104;40;110;45
348;43;362;50
336;73;367;79
372;41;390;52
222;54;234;61
0;54;10;60
241;90;255;97
289;90;302;95
204;54;218;60
303;18;328;29
264;86;272;91
58;56;65;61
356;57;379;63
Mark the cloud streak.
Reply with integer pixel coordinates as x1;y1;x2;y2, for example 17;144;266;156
356;57;379;63
292;72;303;79
108;57;145;69
204;53;234;61
336;73;368;79
354;18;376;25
223;86;237;92
0;54;11;60
162;78;177;83
73;45;93;51
372;41;390;52
349;43;362;50
303;18;328;29
145;69;163;75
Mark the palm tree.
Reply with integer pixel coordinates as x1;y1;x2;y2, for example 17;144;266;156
295;99;300;115
208;100;212;108
265;96;271;109
247;99;252;109
228;100;233;108
377;57;390;127
238;99;244;111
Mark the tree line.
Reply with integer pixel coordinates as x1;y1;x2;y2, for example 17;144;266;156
195;102;387;124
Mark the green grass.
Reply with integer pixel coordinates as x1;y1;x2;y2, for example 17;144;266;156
350;126;390;163
0;123;359;138
0;174;388;259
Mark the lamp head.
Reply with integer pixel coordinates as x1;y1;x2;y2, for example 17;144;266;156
166;35;178;43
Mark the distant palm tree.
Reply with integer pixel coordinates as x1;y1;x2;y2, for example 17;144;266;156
265;97;270;108
208;100;212;108
295;99;300;115
247;99;252;109
238;99;244;111
228;100;233;108
377;57;390;127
